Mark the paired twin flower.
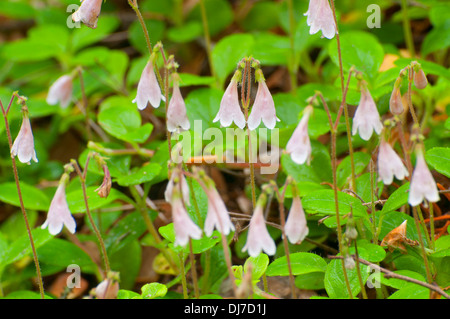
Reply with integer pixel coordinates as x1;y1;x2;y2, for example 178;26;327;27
164;167;234;247
214;68;279;131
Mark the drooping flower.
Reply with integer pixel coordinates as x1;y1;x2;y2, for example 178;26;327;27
242;195;276;257
413;68;428;89
286;105;313;165
165;169;201;247
72;0;103;29
304;0;337;39
171;196;202;247
204;183;235;237
167;74;190;132
132;57;165;110
164;168;190;205
94;272;120;299
284;195;309;244
11;111;38;165
247;70;279;130
41;176;76;235
408;147;440;206
213;71;246;129
46;75;73;109
377;139;409;185
95;164;112;198
389;87;404;115
352;86;383;141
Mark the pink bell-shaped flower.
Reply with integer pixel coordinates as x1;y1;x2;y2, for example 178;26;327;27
377;139;409;185
46;75;73;109
167;74;190;132
213;71;246;129
41;175;76;235
132;56;165;110
408;147;440;206
242;196;276;257
247;70;279;130
72;0;103;29
164;168;201;246
171;196;202;247
164;168;190;205
284;195;309;244
304;0;337;39
286;105;313;165
352;86;383;141
204;183;235;237
11;111;38;165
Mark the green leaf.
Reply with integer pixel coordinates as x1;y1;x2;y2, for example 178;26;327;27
388;285;430;299
110;239;142;290
128;19;165;54
167;21;202;43
2;25;69;62
115;163;162;187
380;182;410;215
104;211;153;256
2;228;53;267
356;240;386;263
2;291;53;299
98;96;153;143
251;32;290;66
302;190;368;218
432;235;450;258
141;283;168;299
211;33;254;86
324;258;369;299
0;182;50;211
0;211;38;241
240;1;280;31
117;289;142;299
328;31;384;80
380;270;426;290
66;186;131;214
185;87;224;132
244;253;269;281
37;238;96;271
188;0;233;37
421;20;450;56
266;252;327;276
295;272;325;290
336;152;370;188
178;73;215;87
71;15;120;52
425;147;450;178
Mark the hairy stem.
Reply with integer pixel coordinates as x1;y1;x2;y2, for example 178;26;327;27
1;96;45;299
71;158;111;276
275;184;297;299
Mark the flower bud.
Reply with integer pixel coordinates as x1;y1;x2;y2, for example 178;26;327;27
413;68;428;89
95;164;112;198
389;87;404;115
94;272;120;299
